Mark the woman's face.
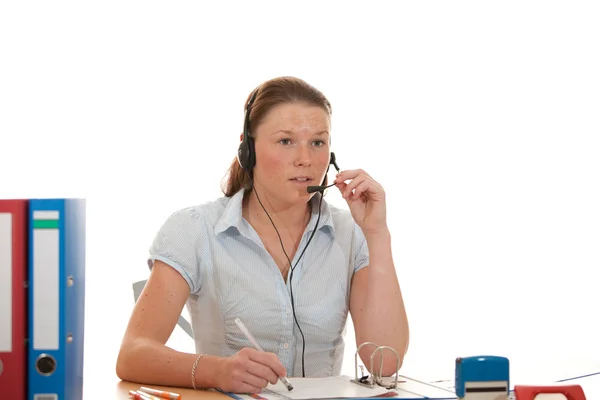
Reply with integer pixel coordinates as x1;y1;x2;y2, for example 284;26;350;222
252;102;331;207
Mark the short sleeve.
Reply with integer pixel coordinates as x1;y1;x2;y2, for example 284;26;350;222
353;224;370;273
147;207;204;294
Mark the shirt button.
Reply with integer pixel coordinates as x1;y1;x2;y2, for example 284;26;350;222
286;308;291;315
283;343;290;349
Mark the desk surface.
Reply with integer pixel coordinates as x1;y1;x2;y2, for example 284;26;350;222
114;380;229;400
109;373;600;400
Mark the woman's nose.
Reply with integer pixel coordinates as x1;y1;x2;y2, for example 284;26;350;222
294;144;311;166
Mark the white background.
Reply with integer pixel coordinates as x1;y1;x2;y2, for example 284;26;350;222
1;0;599;394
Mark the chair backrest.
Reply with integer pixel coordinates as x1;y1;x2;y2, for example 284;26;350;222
514;384;586;400
132;279;194;339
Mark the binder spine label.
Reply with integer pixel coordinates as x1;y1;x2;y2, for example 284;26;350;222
33;210;60;351
0;213;12;352
34;395;58;400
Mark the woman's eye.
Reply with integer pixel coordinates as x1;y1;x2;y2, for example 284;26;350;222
313;140;325;147
280;139;291;145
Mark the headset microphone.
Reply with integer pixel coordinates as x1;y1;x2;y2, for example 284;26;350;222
307;182;336;193
307;152;340;194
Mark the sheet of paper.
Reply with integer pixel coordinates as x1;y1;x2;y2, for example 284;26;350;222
225;375;457;400
262;376;395;399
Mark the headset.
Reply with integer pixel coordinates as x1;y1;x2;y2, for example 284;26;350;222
236;86;340;377
237;88;259;172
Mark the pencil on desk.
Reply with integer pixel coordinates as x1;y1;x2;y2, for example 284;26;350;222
139;386;182;399
128;390;157;400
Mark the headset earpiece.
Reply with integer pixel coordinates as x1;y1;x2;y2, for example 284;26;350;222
237;136;255;171
237;88;260;172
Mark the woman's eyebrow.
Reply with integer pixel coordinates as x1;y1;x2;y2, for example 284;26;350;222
270;129;330;136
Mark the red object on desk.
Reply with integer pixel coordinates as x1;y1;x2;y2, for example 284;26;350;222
514;384;586;400
0;200;28;400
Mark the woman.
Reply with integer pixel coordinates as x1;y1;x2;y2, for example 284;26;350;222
116;76;409;394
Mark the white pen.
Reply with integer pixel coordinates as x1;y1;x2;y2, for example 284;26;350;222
234;317;294;391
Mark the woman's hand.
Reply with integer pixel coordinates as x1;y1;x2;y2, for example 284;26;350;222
215;348;287;394
334;169;387;235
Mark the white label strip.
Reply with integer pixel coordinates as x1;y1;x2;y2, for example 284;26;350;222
33;211;59;220
0;213;12;352
34;395;58;400
33;228;60;350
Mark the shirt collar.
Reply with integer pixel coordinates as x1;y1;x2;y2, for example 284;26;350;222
214;189;335;237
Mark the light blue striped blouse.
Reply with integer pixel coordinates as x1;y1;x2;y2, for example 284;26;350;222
147;188;369;377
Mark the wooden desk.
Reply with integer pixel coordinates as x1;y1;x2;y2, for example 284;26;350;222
115;380;229;400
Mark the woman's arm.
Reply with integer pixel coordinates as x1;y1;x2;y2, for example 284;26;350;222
333;168;409;377
349;229;409;377
116;260;286;393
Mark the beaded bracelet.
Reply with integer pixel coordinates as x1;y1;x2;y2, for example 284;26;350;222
191;353;204;390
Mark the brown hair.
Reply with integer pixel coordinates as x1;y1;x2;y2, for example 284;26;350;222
221;76;333;197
